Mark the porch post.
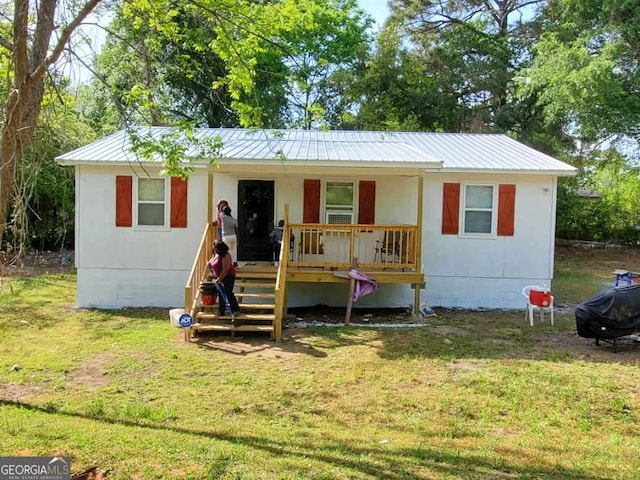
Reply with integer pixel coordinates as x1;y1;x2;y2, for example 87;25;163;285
274;203;291;342
414;174;424;314
207;172;214;224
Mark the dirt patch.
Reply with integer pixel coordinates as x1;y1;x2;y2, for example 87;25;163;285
1;249;75;279
534;330;640;364
0;383;43;402
555;243;640;273
482;338;518;346
430;325;472;336
287;306;416;324
191;333;325;359
68;353;115;388
445;361;480;372
71;467;107;480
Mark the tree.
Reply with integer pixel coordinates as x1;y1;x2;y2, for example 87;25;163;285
11;90;96;254
271;0;372;129
519;0;640;148
90;2;245;130
0;0;103;244
342;22;463;132
389;0;546;131
556;150;640;243
519;0;640;242
95;0;371;131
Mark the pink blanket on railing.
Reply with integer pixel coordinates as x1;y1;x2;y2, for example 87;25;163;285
348;269;378;302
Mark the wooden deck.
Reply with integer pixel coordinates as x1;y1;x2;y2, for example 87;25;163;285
239;262;424;285
184;205;425;342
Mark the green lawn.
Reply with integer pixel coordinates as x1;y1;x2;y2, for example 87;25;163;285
1;247;639;479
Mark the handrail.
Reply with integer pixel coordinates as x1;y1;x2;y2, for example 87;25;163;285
184;221;216;327
273;204;291;342
287;223;419;270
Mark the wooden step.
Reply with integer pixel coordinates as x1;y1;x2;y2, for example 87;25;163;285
199;303;274;311
192;324;274;333
235;281;276;289
195;311;232;321
236;264;275;271
235;272;277;280
238;303;275;310
235;292;275;299
200;301;274;309
196;312;275;321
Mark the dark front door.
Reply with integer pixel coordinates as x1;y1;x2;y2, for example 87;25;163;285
237;180;274;261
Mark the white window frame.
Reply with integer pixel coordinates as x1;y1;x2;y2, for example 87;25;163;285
324;180;355;225
134;177;170;230
461;183;497;237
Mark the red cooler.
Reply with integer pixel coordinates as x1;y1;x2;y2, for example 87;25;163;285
529;288;551;307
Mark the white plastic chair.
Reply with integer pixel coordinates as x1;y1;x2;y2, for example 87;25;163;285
522;285;554;326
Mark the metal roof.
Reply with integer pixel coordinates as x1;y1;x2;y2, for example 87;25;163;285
56;127;577;175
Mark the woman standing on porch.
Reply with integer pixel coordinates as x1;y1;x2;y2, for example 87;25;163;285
220;206;239;266
208;240;240;316
215;199;229;238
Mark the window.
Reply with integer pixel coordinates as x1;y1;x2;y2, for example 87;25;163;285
137;178;167;227
325;181;354;224
463;185;494;234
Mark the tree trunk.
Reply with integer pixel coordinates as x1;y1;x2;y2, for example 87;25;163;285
0;0;102;243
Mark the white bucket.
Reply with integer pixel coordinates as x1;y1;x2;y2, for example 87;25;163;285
169;308;186;328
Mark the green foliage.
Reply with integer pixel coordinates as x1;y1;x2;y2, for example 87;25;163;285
342;23;463;131
17;0;638;249
388;0;539;133
267;0;373;129
90;1;245;130
515;0;640;243
556;150;640;244
7;80;97;252
521;32;637;141
86;0;371;173
127;122;224;178
93;0;371;130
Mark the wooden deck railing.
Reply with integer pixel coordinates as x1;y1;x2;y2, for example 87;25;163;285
184;221;216;325
286;223;419;270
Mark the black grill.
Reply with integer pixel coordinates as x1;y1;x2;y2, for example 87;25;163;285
576;285;640;351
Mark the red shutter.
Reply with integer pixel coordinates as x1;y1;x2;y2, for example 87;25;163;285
441;183;460;235
303;179;321;223
358;180;376;224
115;175;132;227
170;177;188;228
497;184;516;236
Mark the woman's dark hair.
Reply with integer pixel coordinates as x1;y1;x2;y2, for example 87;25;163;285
213;240;229;256
223;206;232;215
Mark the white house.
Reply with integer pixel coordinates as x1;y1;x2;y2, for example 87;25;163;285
56;127;576;314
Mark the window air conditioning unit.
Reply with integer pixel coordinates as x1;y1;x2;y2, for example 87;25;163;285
326;211;353;224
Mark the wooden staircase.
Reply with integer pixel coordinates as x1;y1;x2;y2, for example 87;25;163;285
190;265;277;338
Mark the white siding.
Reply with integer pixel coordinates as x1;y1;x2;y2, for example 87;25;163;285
421;174;556;308
75;165;208;308
74;166;557;310
77;268;188;308
215;173;420;225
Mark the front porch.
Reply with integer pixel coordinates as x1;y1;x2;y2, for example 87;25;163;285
184;180;425;341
